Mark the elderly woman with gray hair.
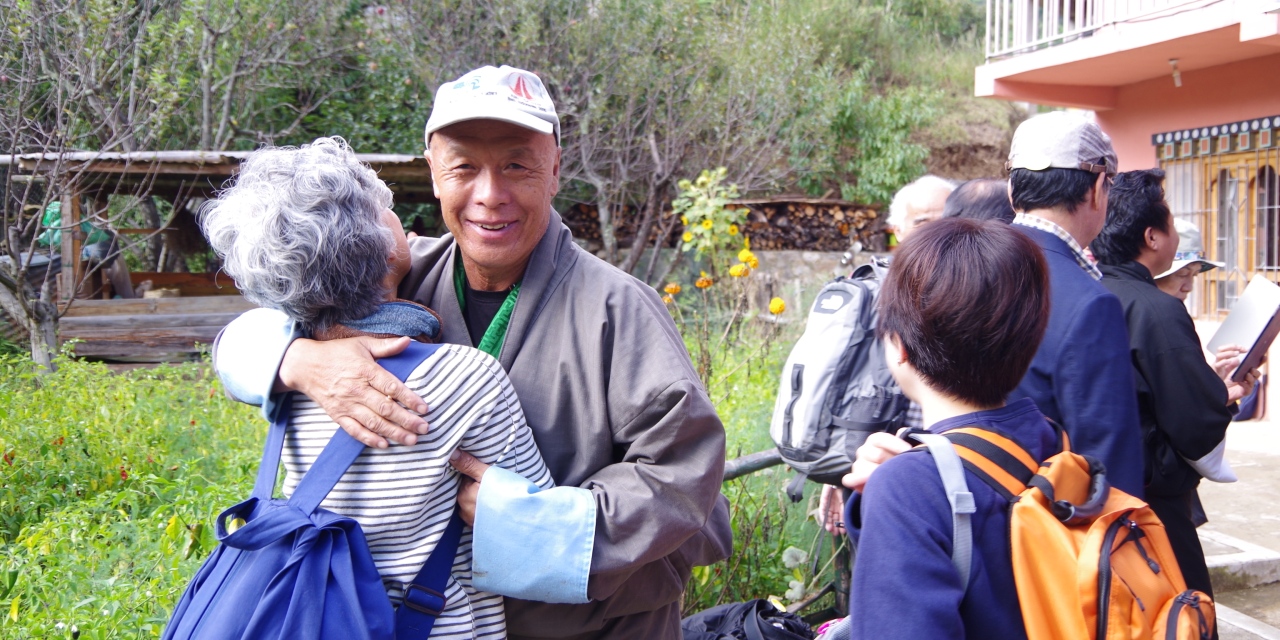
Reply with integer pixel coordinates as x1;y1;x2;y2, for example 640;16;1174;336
202;137;554;639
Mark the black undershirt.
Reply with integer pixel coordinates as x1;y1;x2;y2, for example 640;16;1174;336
462;284;509;347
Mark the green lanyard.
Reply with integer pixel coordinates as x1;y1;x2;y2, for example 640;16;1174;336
453;255;520;358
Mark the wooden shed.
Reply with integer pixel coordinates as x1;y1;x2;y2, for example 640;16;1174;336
1;150;436;362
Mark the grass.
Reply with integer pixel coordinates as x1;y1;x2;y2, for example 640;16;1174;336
0;354;261;638
0;309;836;636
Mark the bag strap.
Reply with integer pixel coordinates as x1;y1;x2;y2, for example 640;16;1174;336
939;425;1041;502
913;433;976;592
396;511;465;638
249;341;440;511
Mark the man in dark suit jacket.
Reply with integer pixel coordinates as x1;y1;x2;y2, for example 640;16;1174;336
1006;111;1144;498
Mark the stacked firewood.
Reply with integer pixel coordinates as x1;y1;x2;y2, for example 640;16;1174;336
561;198;885;252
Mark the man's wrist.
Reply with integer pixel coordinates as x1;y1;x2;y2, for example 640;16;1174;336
275;338;314;394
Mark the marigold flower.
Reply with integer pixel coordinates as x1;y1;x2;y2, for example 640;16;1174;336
769;297;786;314
680;215;688;225
738;248;755;264
746;255;759;269
701;219;713;230
728;264;750;278
696;275;714;289
727;224;739;235
662;294;674;305
682;232;694;243
664;282;682;295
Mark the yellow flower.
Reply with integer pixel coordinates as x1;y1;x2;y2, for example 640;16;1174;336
746;255;759;269
738;248;755;264
727;224;739;235
682;232;694;243
680;215;688;225
664;282;682;295
701;219;713;230
696;275;714;289
743;237;751;250
662;294;674;305
729;264;750;278
769;297;786;314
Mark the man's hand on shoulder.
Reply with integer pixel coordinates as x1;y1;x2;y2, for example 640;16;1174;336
278;336;430;448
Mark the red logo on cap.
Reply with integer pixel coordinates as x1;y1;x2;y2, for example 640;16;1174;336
512;76;534;100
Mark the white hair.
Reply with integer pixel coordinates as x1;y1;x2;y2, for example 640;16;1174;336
200;137;397;331
888;174;957;229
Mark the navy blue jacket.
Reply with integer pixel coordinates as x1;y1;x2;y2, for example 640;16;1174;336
1009;225;1144;497
844;399;1056;640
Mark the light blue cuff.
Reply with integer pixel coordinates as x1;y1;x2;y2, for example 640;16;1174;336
213;307;299;422
472;466;595;604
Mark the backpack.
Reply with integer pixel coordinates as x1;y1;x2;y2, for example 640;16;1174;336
913;425;1216;640
681;599;815;640
769;259;909;499
164;342;459;640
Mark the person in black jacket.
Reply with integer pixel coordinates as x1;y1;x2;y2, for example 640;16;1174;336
1090;169;1260;603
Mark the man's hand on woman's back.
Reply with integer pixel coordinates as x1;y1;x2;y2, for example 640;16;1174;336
278;335;430;448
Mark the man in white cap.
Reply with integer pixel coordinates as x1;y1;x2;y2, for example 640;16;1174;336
213;65;731;639
845;111;1146;500
1001;111;1144;497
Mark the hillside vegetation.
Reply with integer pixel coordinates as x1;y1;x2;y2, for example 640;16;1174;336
3;0;1018;265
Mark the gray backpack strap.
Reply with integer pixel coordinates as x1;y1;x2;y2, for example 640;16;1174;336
914;433;976;592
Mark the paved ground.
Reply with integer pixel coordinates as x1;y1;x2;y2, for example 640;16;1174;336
1197;420;1280;638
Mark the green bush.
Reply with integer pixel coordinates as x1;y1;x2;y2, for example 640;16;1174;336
0;355;260;638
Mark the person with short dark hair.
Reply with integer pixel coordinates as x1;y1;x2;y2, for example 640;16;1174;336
843;218;1054;640
942;178;1015;223
1090;169;1259;610
843;112;1146;500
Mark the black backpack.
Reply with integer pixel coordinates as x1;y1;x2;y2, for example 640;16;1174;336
769;259;909;500
681;600;814;640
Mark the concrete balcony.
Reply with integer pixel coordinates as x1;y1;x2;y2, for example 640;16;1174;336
977;0;1280;111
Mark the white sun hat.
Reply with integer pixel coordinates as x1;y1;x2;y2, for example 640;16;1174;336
1155;218;1225;279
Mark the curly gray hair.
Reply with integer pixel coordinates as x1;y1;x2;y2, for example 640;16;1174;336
201;137;397;331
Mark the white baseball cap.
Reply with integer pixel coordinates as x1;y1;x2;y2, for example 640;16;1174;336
424;65;560;148
1008;111;1117;177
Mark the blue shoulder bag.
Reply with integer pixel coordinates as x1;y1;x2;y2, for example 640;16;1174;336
164;342;461;639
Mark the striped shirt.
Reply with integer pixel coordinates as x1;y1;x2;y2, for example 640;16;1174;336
280;343;554;640
1013;213;1103;281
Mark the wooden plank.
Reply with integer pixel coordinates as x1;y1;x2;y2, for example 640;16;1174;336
60;312;244;331
128;272;242;296
61;296;256;317
65;332;221;359
61;325;228;341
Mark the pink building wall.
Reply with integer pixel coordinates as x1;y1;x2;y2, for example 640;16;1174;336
1095;52;1280;171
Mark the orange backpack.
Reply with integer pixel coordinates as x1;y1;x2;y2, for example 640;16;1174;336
915;425;1215;640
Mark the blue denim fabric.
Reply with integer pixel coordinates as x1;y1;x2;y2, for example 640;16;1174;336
472;466;594;604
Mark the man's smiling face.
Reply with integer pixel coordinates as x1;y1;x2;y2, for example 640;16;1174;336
427;119;561;291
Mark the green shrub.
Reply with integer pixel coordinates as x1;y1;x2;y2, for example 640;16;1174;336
0;355;260;638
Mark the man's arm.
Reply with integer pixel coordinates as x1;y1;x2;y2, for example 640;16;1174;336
1055;294;1144;497
212;308;431;447
1139;333;1233;463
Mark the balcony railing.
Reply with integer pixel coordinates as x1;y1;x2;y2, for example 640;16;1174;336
985;0;1197;59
